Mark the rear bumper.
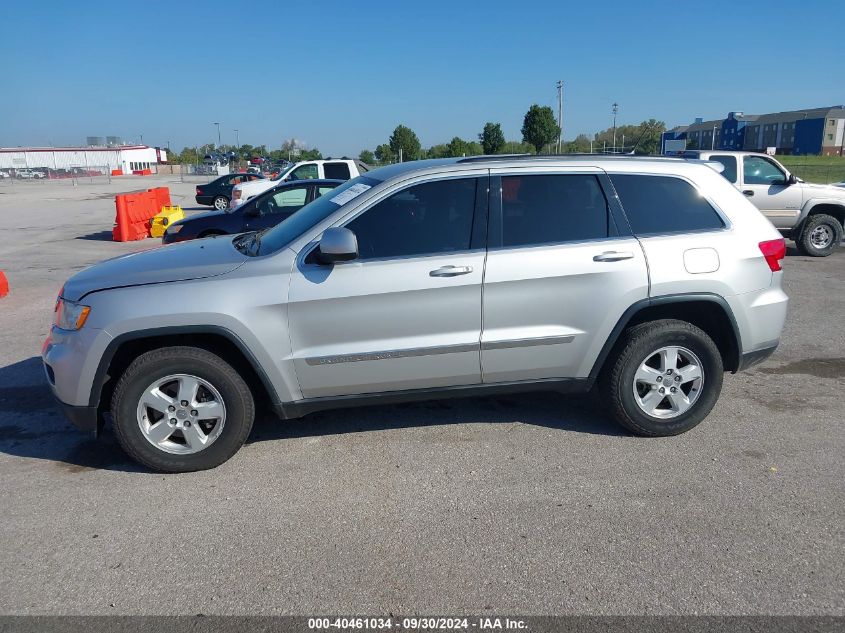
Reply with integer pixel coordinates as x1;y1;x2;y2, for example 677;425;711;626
195;195;214;205
737;343;778;371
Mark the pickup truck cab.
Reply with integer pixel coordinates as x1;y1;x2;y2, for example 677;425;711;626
230;159;369;210
676;150;845;256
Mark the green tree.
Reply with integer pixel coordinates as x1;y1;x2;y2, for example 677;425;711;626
564;133;592;153
389;124;421;161
447;136;469;157
375;143;394;163
479;122;506;154
359;149;375;164
521;104;560;154
427;144;450;159
500;140;534;154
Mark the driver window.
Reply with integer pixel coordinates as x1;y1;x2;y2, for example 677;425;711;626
743;156;784;185
345;178;476;260
289;164;319;180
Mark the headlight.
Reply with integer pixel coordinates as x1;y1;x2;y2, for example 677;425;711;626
166;223;183;234
54;298;91;331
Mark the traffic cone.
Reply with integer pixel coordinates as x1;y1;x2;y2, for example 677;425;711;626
0;271;8;298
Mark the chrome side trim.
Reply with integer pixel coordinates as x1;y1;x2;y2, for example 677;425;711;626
304;335;575;366
481;335;575;350
305;343;478;366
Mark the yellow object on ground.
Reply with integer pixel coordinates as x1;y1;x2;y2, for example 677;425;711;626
150;205;185;238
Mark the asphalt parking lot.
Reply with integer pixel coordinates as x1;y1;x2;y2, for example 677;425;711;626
0;176;842;616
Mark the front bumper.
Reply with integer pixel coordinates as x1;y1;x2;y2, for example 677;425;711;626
53;397;102;436
737;343;778;371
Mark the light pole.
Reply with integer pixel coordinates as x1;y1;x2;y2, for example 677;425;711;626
712;124;717;150
612;103;619;153
234;129;239;167
213;122;221;150
556;80;563;153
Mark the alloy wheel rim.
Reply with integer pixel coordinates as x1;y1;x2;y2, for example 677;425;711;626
215;197;228;210
632;346;704;419
136;373;226;455
810;225;832;249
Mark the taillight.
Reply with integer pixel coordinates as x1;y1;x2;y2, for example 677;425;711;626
759;238;786;272
196;186;202;195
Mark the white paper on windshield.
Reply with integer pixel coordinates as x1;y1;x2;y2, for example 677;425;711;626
329;183;372;206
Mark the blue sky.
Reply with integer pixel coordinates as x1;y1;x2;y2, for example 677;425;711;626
2;0;843;155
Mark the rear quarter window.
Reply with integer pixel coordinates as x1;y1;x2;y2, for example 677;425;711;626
611;174;725;235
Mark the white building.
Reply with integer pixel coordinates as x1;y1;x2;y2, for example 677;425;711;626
0;145;168;174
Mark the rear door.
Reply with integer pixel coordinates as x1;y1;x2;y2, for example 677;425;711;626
481;167;649;382
740;154;802;228
323;161;352;180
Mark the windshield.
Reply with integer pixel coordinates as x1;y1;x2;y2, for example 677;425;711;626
237;175;382;256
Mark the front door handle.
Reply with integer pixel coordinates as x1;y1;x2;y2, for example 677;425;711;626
593;251;634;263
430;265;473;277
743;190;754;197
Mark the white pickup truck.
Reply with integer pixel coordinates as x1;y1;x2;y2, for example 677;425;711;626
230;159;369;210
676;150;845;257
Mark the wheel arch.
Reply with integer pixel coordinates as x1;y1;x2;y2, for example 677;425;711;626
89;326;280;414
799;200;845;229
589;293;742;381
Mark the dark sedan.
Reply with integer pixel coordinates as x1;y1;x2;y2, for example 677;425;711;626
195;173;265;210
164;178;343;244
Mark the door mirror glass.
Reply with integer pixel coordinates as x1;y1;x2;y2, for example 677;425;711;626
317;227;358;264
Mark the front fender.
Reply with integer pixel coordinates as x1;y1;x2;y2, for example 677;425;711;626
797;197;845;226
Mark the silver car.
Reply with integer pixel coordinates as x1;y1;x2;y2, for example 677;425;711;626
44;156;789;472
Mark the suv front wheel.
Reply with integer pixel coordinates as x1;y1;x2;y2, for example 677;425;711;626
604;319;723;436
111;346;255;472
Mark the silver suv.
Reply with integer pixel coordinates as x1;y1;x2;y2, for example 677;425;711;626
678;150;845;256
44;156;789;472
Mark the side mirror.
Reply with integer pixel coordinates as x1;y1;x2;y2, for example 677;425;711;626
243;205;261;217
787;173;799;185
317;227;358;264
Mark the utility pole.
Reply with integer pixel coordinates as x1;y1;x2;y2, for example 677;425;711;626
213;122;221;150
712;124;717;150
612;103;619;154
556;80;563;153
622;134;625;153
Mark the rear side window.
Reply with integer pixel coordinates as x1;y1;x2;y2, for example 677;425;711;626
611;175;725;235
499;174;610;247
324;162;351;180
710;155;737;183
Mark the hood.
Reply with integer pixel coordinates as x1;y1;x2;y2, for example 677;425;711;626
174;209;229;224
800;182;845;198
62;235;248;301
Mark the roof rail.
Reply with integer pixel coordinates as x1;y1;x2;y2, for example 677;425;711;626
456;153;685;164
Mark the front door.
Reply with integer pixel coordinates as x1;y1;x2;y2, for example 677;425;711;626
481;169;649;383
287;176;488;399
741;154;803;229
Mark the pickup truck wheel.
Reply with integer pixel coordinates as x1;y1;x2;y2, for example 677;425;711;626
603;319;723;437
111;346;254;472
213;195;229;210
797;214;842;257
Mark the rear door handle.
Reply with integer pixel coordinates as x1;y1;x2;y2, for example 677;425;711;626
430;265;473;277
743;190;754;197
593;251;634;262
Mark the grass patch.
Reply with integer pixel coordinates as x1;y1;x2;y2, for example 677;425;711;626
777;155;845;183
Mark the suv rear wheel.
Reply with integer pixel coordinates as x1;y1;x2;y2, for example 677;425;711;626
797;214;842;257
111;346;254;472
604;319;723;436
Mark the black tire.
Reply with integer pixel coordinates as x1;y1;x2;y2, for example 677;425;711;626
111;346;254;472
213;195;229;210
603;319;723;437
796;214;842;257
